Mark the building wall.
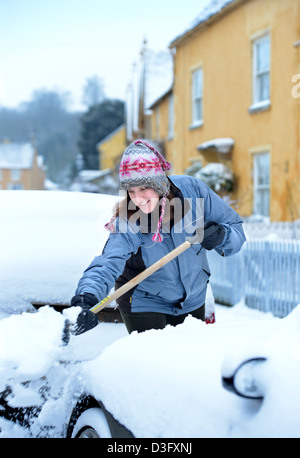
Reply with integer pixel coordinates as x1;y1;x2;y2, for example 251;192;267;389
0;154;45;190
98;125;126;171
30;154;46;190
150;94;174;166
171;0;300;221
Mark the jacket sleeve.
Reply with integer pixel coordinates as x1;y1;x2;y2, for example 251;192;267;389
75;231;141;301
198;180;246;256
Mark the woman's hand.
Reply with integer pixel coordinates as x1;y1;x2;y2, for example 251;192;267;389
71;293;99;335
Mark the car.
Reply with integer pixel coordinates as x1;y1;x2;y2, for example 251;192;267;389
0;348;133;439
72;304;300;439
1;303;300;438
2;300;300;438
66;395;133;438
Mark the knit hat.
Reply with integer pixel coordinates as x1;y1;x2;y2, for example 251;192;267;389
119;139;172;196
107;139;172;243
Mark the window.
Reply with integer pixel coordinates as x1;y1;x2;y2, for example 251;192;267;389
7;183;23;190
11;169;21;181
168;93;174;139
252;34;270;105
191;68;203;126
253;153;270;217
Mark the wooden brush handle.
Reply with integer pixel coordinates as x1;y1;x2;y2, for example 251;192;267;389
91;240;191;316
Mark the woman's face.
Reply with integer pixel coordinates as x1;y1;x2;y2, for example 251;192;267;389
128;187;160;214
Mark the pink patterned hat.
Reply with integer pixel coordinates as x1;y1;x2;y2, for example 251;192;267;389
119;139;172;196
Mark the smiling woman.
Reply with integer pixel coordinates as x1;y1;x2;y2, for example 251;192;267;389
72;139;246;335
128;187;160;214
116;139;172;242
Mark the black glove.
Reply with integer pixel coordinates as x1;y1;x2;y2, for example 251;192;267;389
71;293;99;335
201;221;226;251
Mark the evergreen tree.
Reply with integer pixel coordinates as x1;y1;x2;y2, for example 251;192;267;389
78;99;124;170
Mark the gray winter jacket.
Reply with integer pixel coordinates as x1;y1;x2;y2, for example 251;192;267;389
75;176;246;315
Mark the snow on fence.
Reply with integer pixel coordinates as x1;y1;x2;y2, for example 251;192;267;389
243;220;300;240
207;239;300;317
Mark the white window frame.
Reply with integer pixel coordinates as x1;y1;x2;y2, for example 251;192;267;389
253;152;270;217
252;34;270;106
191;67;203;127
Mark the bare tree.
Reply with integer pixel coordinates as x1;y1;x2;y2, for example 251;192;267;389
82;75;105;108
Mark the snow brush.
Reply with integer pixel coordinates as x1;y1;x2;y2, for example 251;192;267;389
62;226;206;344
90;228;205;316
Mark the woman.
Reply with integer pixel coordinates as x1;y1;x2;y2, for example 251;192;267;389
71;139;246;334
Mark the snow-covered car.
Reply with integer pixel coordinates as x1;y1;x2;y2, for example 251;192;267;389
73;307;300;438
72;306;300;439
0;304;128;438
0;190;119;316
1;301;300;438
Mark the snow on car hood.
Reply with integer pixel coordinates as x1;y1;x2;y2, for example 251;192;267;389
81;307;300;438
0;190;118;316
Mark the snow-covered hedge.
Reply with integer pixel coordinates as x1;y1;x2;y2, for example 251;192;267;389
186;161;234;195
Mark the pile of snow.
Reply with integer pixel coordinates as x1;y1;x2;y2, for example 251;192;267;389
84;303;300;438
0;307;67;385
1;299;299;438
0;305;128;438
0;190;119;317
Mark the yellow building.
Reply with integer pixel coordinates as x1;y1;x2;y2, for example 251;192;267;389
149;87;175;168
97;124;126;172
0;142;46;190
156;0;300;221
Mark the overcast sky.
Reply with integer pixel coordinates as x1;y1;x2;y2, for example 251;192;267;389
0;0;211;111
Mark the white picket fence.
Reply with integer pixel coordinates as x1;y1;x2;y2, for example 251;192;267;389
243;220;300;240
207;239;300;317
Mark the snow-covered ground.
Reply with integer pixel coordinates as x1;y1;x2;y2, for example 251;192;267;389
0;190;299;438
